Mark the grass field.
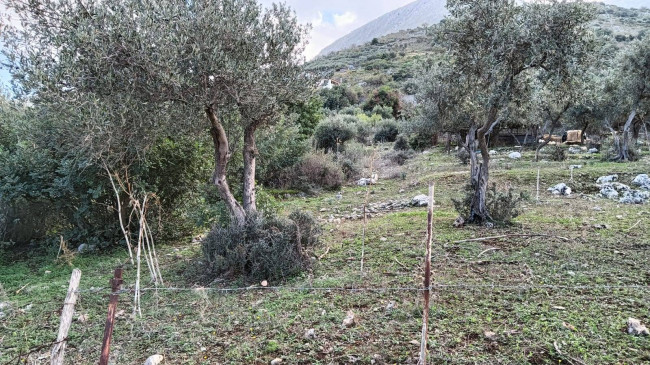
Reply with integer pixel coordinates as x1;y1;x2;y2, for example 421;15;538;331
1;146;649;364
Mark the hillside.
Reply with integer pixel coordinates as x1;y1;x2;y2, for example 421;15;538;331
306;3;650;96
317;0;649;58
317;0;447;57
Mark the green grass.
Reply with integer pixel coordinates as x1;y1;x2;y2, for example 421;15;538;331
1;146;649;364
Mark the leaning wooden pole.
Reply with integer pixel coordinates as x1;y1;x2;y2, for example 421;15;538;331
418;183;435;365
99;268;124;365
50;269;81;365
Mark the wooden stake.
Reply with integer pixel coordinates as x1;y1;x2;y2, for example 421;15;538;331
50;269;81;365
99;268;123;365
418;183;435;365
536;167;541;202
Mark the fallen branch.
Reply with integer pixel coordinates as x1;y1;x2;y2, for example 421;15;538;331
452;234;569;244
318;246;331;260
393;257;409;271
477;248;500;258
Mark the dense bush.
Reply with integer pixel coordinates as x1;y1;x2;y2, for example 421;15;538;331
386;150;412;166
549;145;567;161
313;116;355;153
373;120;400;143
338;141;368;180
372;105;394;119
394;135;409;151
202;211;320;282
363;86;402;118
353;121;373;144
320;86;358;111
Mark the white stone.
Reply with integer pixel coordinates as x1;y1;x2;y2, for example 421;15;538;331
508;152;522;160
627;318;649;336
144;355;164;365
589;148;599;153
411;195;429;207
489;150;497;156
632;174;650;190
568;147;581;154
271;359;283;365
596;175;618;184
547;183;572;196
304;328;315;339
342;310;356;328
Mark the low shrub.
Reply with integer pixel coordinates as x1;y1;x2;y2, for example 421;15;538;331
296;153;344;191
202;211;320;282
550;145;567;161
373;120;399;143
453;184;528;225
385;150;413;166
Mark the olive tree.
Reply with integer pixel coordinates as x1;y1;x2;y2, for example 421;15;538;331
605;38;650;161
418;0;594;224
3;0;309;227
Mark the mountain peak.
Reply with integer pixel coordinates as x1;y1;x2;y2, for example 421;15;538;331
317;0;448;57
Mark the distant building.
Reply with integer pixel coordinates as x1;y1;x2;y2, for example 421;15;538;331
317;79;341;90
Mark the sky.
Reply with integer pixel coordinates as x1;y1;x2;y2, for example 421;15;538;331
257;0;415;60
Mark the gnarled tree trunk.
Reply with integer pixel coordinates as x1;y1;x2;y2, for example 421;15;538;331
206;106;246;226
617;107;638;162
467;120;492;224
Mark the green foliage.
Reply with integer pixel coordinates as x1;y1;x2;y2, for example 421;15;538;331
372;105;394;119
320;86;359;111
364;86;401;118
373;120;399;143
313;116;355;152
256;119;310;186
202;211;320;282
287;97;324;138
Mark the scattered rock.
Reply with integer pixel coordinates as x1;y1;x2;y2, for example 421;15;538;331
568;147;581;154
489;150;498;156
342;310;356;328
77;243;88;253
260;280;268;287
304;328;316;339
632;174;650;190
484;331;497;341
597;175;618;184
547;183;572;196
411;195;429;207
409;340;420;346
569;165;583;170
380;237;387;242
453;216;465;228
77;314;88;323
508;152;522;160
619;190;650;205
592;224;609;230
144;354;164;365
589;148;599;154
399;189;405;194
271;359;283;365
385;301;396;312
357;174;378;186
627;318;649;336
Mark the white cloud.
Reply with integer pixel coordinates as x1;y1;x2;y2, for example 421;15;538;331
333;11;357;27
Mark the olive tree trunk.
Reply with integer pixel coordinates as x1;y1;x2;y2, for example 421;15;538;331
205;106;246;226
617;107;638;162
